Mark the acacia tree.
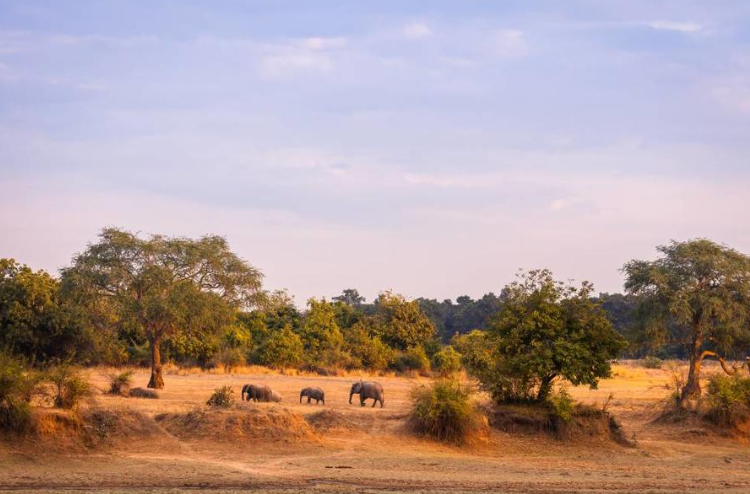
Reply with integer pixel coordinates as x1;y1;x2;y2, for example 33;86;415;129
623;239;750;401
485;270;624;402
61;228;263;388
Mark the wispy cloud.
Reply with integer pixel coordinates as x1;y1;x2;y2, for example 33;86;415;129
301;36;347;50
493;29;528;59
403;22;432;39
642;21;703;33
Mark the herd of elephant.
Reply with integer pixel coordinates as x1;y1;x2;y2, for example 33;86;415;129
240;380;385;407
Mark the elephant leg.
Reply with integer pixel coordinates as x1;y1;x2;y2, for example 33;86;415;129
307;396;311;404
371;398;376;408
360;397;366;407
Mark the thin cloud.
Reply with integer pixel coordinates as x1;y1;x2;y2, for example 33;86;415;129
493;30;528;59
642;21;703;33
301;37;347;50
403;22;432;39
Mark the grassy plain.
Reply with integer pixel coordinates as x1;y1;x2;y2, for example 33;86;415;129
1;361;749;493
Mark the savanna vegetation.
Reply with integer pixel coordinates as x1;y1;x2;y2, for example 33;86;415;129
3;229;750;437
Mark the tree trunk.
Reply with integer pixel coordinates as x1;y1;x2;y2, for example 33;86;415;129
147;337;165;389
537;375;555;402
681;332;703;402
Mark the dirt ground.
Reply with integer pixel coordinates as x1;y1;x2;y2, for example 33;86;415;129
2;361;750;494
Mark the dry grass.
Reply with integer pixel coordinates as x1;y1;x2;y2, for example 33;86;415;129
4;361;750;494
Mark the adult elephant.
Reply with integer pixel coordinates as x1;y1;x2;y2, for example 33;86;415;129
300;387;325;405
349;380;384;408
241;383;254;401
243;384;281;402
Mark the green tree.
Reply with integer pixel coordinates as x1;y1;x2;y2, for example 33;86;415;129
623;239;750;401
300;298;344;365
0;259;102;364
257;323;303;368
487;270;625;402
60;228;263;389
333;288;365;307
344;320;394;370
373;291;436;350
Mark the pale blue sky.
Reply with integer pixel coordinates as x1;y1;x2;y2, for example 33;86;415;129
1;1;749;303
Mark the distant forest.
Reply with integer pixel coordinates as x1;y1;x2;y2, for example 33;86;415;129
341;289;651;357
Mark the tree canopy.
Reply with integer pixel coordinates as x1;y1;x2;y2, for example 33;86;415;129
60;228;263;388
624;239;750;400
461;270;625;402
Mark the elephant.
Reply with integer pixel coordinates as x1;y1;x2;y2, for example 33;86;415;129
241;383;254;401
300;387;325;405
242;384;281;402
349;380;384;408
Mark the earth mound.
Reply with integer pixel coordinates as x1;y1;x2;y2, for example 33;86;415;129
490;404;636;447
156;406;316;442
305;409;358;432
3;408;169;453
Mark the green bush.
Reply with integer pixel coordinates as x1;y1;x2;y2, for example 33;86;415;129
46;363;93;410
106;370;133;396
409;380;484;444
640;356;663;369
0;352;39;431
548;388;575;423
207;385;234;409
392;346;431;374
705;375;750;427
432;346;462;377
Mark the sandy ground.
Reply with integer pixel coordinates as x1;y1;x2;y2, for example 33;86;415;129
2;362;750;493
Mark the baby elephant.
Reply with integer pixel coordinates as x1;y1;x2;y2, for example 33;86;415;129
349;380;384;408
242;384;282;403
299;387;325;405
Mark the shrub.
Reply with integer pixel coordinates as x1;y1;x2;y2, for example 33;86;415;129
207;386;234;409
392;346;430;374
640;356;663;369
106;371;133;396
432;346;462;377
705;375;750;428
0;352;39;431
46;363;93;410
548;388;575;423
409;380;484;444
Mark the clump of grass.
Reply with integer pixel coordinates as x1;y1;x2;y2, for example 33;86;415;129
46;362;93;410
640;356;663;369
409;379;484;444
106;371;134;396
207;386;235;409
0;351;40;432
704;374;750;429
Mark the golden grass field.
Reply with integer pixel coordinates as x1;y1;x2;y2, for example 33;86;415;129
2;361;749;494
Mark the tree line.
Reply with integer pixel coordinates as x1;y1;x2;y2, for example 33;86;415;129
2;228;750;405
